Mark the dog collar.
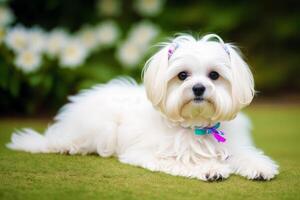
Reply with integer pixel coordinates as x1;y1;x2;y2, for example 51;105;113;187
194;122;226;143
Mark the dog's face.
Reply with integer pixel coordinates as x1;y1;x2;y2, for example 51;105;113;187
143;34;254;125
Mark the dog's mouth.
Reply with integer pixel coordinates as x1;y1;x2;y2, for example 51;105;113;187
193;97;204;103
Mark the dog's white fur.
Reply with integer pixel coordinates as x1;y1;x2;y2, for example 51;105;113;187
7;34;279;181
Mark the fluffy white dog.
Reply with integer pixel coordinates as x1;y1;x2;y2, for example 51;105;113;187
7;34;279;181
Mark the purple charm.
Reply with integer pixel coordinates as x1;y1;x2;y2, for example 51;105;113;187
212;132;226;143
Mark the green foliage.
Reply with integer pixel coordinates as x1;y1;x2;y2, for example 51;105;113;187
0;105;300;199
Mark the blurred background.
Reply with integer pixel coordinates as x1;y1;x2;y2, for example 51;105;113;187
0;0;299;115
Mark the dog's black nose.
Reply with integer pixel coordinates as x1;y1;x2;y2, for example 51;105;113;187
192;84;206;96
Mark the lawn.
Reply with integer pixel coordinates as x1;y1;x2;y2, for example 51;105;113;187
0;105;300;200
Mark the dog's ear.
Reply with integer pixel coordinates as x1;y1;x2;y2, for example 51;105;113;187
226;44;255;109
143;46;169;107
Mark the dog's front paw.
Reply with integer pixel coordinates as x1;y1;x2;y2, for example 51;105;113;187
198;162;232;182
237;156;279;181
205;172;226;182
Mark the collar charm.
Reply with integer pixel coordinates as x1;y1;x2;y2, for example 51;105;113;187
194;122;226;143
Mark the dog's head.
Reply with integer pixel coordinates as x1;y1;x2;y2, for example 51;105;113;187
143;34;254;125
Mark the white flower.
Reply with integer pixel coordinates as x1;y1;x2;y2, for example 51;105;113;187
45;29;69;58
134;0;165;17
28;27;47;53
95;20;120;47
116;21;159;69
0;6;14;27
116;40;145;68
14;49;42;73
59;39;88;68
76;26;98;52
97;0;121;16
128;21;159;46
4;25;29;52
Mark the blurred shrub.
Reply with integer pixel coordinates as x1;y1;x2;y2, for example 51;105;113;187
0;0;299;115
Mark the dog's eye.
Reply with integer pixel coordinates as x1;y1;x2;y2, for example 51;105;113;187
177;71;188;81
208;71;220;80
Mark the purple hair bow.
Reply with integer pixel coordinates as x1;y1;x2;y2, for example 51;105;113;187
168;43;179;59
194;122;226;143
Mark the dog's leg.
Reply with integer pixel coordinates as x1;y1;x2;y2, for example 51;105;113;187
7;119;119;156
118;152;232;181
227;147;279;180
224;114;279;180
221;113;279;180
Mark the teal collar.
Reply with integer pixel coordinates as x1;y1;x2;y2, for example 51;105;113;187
194;122;226;143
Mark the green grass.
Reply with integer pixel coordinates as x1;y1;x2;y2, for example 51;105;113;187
1;105;300;200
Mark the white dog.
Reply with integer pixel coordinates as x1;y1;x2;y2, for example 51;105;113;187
7;34;279;181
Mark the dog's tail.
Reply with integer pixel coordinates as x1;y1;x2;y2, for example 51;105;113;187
6;129;49;153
